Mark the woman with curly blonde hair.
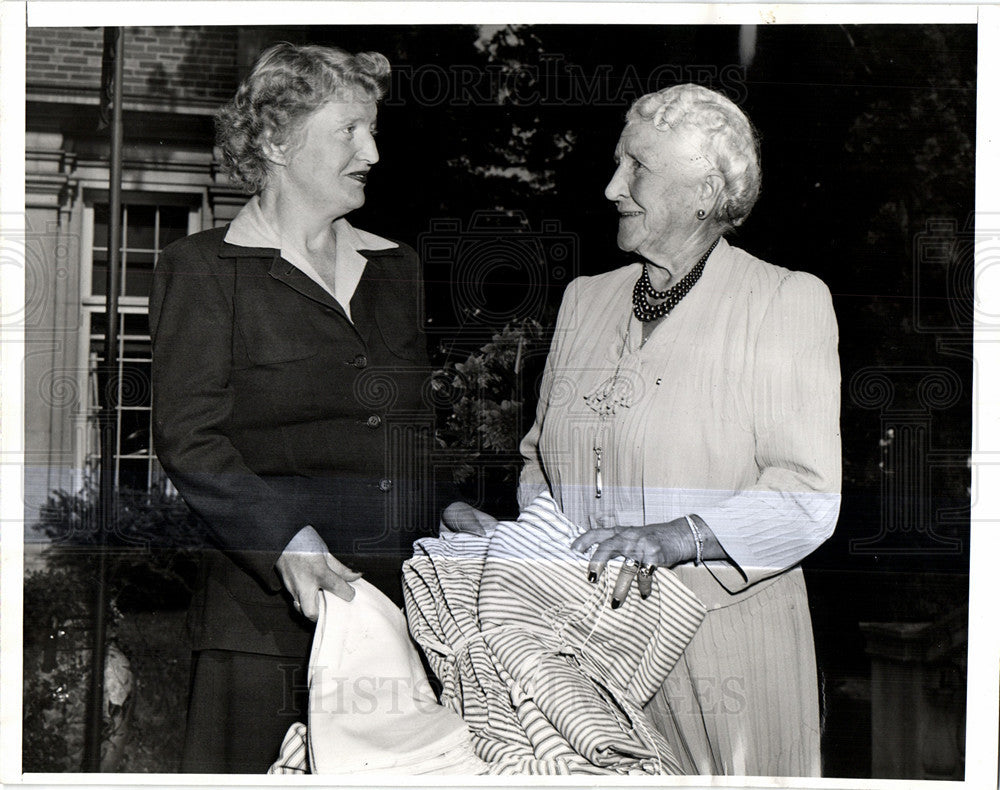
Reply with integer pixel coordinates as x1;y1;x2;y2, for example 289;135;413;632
150;42;474;772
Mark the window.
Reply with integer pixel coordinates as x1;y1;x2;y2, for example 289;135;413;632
80;195;200;491
90;202;192;299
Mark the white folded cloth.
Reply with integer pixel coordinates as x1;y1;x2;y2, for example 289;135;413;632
302;580;486;774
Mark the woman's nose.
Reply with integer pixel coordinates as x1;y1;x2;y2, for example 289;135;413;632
605;165;627;202
358;130;379;165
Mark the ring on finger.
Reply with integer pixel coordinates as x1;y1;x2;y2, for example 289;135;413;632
610;558;639;609
617;557;639;580
637;563;655;599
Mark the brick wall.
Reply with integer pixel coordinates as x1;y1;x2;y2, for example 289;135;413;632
27;26;239;104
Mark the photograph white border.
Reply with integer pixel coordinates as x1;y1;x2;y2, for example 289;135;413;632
3;3;997;789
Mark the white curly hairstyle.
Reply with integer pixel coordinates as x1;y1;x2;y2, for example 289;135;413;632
627;83;761;229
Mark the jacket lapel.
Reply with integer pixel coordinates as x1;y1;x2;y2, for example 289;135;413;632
266;256;349;320
218;233;405;337
352;246;415;348
350;251;390;346
217;235;348;319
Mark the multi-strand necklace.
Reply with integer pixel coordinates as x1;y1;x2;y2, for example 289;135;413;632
631;238;718;322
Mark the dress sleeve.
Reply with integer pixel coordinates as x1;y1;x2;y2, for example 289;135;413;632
517;278;580;510
693;271;842;592
150;239;310;592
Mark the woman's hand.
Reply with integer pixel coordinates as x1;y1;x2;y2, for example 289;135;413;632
275;525;362;620
571;516;720;608
440;501;499;536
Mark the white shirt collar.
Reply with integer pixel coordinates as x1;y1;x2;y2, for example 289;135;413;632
224;195;398;321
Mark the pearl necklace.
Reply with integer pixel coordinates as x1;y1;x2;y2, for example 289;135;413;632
631;238;718;322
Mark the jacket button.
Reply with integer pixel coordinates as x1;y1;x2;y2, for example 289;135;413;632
352;354;368;369
366;414;382;429
378;478;393;492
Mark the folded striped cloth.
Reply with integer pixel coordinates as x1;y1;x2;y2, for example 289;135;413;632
403;492;707;775
268;723;308;775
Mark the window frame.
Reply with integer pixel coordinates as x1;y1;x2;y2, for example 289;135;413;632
75;192;201;492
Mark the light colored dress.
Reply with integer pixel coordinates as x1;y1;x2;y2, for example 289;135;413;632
518;237;842;777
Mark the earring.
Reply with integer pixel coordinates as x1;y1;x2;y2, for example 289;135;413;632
696;209;706;219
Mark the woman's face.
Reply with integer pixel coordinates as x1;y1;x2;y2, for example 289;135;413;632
274;95;379;218
605;121;707;262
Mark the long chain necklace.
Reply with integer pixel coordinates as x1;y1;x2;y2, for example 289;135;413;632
588;322;632;499
631;238;718;322
586;241;718;499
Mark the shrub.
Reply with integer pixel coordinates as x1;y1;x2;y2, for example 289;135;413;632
431;319;544;517
23;485;205;771
34;485;207;611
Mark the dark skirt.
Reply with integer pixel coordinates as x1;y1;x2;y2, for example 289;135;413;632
181;649;309;773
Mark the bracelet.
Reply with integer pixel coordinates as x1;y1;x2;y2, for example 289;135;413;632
684;514;703;566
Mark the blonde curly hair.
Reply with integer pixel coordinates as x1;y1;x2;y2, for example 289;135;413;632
628;84;761;229
216;43;391;194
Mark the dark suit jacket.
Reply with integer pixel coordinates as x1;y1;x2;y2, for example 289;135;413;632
150;225;446;657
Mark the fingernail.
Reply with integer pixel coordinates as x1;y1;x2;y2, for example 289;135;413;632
611;598;621;610
588;572;597;584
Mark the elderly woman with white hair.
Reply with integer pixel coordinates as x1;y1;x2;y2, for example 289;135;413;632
517;83;842;776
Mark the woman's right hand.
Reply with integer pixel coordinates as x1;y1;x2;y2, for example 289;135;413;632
275;525;362;620
440;501;499;536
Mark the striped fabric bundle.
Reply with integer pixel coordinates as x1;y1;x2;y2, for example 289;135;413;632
268;723;308;775
403;493;707;775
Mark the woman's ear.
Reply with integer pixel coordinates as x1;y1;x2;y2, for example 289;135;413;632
699;172;726;218
261;129;288;168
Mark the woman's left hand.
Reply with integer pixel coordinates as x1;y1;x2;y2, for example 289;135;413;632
570;517;701;608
